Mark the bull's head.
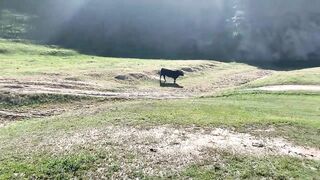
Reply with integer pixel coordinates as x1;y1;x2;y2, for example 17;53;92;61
178;70;184;76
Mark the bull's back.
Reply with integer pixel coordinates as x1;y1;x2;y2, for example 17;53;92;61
160;68;172;75
160;68;178;78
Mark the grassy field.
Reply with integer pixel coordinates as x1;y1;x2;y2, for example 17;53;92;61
1;93;320;178
1;39;320;179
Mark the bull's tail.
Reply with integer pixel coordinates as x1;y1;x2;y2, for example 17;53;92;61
159;69;163;83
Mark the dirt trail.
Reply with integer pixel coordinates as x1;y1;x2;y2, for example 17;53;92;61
0;79;191;99
0;109;64;119
0;70;271;100
253;85;320;92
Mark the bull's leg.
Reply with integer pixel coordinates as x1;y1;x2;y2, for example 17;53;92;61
160;75;162;83
164;75;166;82
174;78;176;84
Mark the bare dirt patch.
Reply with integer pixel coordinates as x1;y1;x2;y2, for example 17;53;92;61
39;72;63;77
115;73;152;81
64;77;82;81
0;79;99;90
85;73;106;78
253;85;320;92
14;125;318;176
0;108;66;128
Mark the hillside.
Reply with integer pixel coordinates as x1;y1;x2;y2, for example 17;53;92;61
0;40;320;179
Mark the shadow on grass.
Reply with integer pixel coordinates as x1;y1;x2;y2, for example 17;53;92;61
160;82;184;88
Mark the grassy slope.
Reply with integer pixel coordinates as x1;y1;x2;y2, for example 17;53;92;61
1;39;320;178
1;39;320;88
0;39;261;95
248;67;320;87
0;39;207;77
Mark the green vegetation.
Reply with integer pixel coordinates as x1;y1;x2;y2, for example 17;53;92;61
0;152;98;179
0;9;33;39
0;39;208;78
184;153;320;179
249;67;320;87
0;39;77;56
123;94;320;127
1;149;319;179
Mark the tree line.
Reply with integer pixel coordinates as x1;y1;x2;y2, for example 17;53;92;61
1;0;319;68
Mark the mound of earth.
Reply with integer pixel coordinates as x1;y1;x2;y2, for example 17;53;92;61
115;73;152;81
181;63;216;73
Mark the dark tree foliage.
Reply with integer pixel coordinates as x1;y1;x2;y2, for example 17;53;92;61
0;0;319;68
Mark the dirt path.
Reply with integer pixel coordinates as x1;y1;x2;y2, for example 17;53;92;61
253;85;320;92
0;79;192;99
0;109;64;120
0;69;272;100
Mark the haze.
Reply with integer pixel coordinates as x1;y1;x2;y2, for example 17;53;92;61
1;0;319;67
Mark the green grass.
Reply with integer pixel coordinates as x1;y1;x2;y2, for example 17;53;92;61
0;39;77;56
0;152;99;179
1;148;319;179
249;67;320;87
1;93;319;148
124;94;320;127
183;153;320;179
0;39;209;78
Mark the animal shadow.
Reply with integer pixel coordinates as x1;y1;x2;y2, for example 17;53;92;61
160;82;184;88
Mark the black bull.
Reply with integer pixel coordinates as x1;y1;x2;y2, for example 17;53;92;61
160;68;184;84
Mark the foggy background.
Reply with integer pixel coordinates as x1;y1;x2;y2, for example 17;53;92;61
1;0;320;67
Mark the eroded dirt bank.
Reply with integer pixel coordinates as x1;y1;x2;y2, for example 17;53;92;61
0;79;191;99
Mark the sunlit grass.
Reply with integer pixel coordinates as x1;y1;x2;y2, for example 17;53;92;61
183;153;320;179
248;67;320;87
0;39;208;77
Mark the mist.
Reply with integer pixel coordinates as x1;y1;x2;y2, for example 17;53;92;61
232;0;320;65
1;0;320;67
